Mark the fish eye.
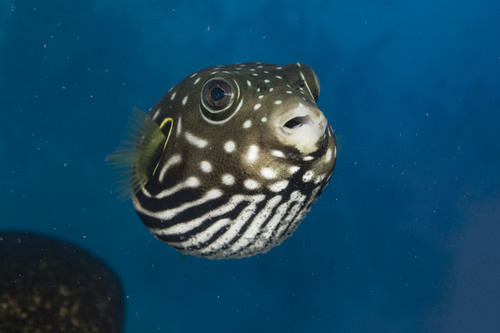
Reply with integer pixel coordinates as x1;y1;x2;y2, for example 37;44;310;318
201;78;235;113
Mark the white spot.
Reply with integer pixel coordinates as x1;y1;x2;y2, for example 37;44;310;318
286;90;293;94
200;160;212;173
276;75;283;79
289;166;300;174
303;156;315;161
244;179;260;190
222;174;235;185
315;174;326;184
151;108;161;121
325;148;333;162
261;117;267;123
302;170;314;182
246;145;259;162
261;167;276;179
184;131;208;148
190;72;198;78
274;100;282;105
247;80;252;87
182;95;188;106
269;87;274;92
185;176;200;187
224;140;236;153
271;150;285;158
269;180;289;192
253;103;261;111
194;77;201;85
170;91;177;101
276;66;283;70
251;73;258;77
258;95;264;99
264;79;270;83
243;119;252;129
173;116;181;137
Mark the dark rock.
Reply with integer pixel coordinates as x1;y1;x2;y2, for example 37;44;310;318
0;231;124;332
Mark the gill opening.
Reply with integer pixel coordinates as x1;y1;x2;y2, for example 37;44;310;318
152;117;174;176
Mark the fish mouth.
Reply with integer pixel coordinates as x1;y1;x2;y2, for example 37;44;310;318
274;102;327;155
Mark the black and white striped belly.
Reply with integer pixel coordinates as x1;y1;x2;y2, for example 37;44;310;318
132;174;327;259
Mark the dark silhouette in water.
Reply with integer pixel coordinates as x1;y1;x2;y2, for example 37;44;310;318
0;231;124;332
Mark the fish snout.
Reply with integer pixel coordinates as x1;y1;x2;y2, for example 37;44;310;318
273;102;328;155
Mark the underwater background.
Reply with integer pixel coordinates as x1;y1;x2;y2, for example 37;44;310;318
1;0;499;332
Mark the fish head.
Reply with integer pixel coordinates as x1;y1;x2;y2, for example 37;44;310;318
147;62;336;192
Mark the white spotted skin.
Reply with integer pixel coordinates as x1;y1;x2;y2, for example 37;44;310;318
243;179;260;190
200;160;212;173
242;119;252;129
221;174;235;185
224;140;236;153
246;145;259;163
123;62;336;259
260;167;277;179
184;131;208;148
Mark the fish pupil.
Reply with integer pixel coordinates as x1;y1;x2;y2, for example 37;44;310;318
210;87;226;101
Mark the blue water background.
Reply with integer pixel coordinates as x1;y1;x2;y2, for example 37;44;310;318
1;0;499;332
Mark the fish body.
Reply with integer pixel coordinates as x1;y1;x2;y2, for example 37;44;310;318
109;62;336;259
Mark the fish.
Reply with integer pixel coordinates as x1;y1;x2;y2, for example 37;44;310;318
108;62;337;259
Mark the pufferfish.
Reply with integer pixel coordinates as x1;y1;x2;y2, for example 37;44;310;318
108;62;337;259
